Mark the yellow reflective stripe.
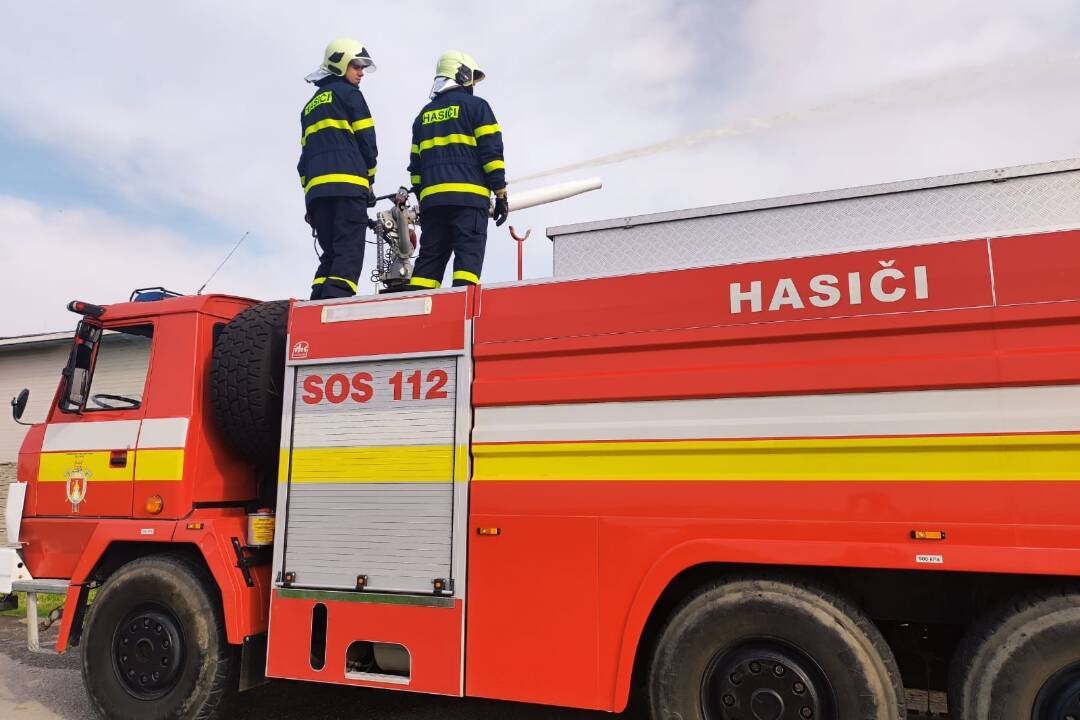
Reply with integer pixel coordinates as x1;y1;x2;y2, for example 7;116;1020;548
300;176;306;186
452;270;479;284
419;182;490;201
300;118;352;147
410;144;421;155
287;446;454;483
474;123;501;138
473;434;1080;482
37;449;185;483
300;117;373;147
38;451;130;483
304;173;370;193
410;174;422;185
312;276;358;291
134;449;184;482
417;134;476;152
483;159;505;173
328;275;358;292
409;276;441;289
368;166;377;177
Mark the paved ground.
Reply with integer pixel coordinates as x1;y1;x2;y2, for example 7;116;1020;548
0;615;948;719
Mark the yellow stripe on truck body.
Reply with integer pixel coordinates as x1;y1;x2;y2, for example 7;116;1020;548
473;434;1080;483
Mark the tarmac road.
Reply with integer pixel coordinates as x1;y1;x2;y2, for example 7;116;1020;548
0;615;947;719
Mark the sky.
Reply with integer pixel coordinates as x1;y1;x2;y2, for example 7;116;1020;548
1;0;1079;335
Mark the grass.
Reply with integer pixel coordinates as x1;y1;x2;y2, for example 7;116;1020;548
0;591;82;619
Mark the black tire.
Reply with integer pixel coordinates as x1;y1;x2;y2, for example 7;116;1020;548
81;555;235;720
949;588;1080;720
649;575;905;720
210;300;289;465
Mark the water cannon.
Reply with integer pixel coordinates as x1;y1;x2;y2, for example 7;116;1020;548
371;178;602;290
505;177;602;213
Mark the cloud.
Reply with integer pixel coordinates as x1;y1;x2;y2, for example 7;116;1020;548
0;196;292;335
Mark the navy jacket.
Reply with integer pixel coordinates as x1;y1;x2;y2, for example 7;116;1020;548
408;87;505;211
297;76;378;205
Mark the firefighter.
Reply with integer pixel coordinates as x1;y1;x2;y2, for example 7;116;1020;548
298;38;378;300
405;50;507;290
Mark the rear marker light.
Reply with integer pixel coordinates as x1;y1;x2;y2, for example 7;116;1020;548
186;522;204;531
477;527;501;536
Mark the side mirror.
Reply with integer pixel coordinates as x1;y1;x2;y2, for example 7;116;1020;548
11;388;30;425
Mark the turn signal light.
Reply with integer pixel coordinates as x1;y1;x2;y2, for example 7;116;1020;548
145;495;164;515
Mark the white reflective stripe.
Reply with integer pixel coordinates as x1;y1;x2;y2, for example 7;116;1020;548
321;297;432;324
42;420;141;451
138;418;189;448
473;384;1080;444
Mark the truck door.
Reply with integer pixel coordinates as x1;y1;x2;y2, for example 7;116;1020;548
38;322;153;517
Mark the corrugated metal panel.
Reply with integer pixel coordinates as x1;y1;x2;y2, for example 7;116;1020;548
0;341;70;460
548;158;1080;278
284;357;458;593
285;483;452;589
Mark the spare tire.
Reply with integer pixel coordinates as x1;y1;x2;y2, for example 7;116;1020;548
210;300;290;465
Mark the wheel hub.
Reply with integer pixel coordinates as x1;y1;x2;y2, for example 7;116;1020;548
1033;662;1080;720
112;606;184;700
702;641;834;720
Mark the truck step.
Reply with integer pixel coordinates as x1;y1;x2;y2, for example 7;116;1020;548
12;580;68;655
12;579;70;594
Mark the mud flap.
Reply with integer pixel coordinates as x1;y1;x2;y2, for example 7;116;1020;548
240;633;269;692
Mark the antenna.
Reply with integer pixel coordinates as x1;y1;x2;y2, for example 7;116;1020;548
197;231;249;295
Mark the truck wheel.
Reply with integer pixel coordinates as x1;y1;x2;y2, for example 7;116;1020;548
649;576;905;720
211;300;289;465
81;555;235;720
948;588;1080;720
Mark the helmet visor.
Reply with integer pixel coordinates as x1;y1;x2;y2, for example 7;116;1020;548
352;48;376;73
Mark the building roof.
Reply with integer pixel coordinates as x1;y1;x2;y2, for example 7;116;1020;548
0;332;72;348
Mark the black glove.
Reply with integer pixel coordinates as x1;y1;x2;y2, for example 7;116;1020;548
367;190;377;208
493;193;509;227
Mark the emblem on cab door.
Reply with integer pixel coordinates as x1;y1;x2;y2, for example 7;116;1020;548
291;340;310;360
64;460;91;513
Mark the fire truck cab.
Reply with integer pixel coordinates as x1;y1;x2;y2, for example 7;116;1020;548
9;159;1080;720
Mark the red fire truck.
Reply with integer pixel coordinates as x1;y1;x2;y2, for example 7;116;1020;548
6;160;1080;720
